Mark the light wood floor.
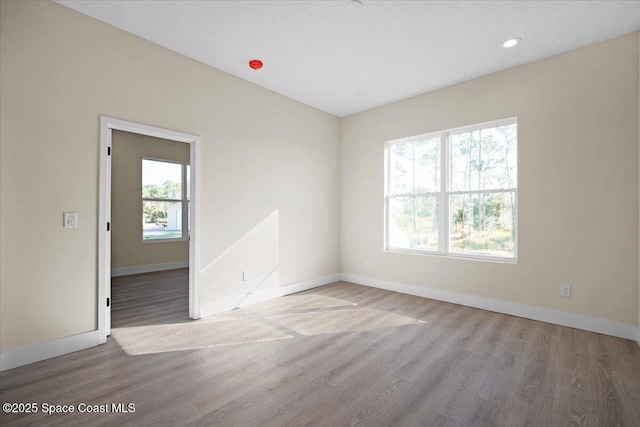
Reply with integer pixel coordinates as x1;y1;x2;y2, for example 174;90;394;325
1;269;639;426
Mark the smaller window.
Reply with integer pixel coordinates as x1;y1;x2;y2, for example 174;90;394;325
142;159;189;241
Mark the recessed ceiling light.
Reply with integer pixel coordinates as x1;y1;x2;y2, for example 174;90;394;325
502;38;521;48
347;0;363;12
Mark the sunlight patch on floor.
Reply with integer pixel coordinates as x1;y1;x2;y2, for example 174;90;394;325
243;293;357;314
266;307;425;336
111;292;426;356
111;318;293;355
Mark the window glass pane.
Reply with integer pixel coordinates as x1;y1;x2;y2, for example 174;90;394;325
389;142;414;194
449;192;515;257
449;130;479;191
142;159;182;199
389;196;438;251
390;138;440;195
143;201;183;240
414;137;440;193
449;123;517;191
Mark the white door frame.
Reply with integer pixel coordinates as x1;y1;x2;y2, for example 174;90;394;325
99;116;201;344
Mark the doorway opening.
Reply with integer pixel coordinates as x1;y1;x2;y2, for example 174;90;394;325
99;117;200;344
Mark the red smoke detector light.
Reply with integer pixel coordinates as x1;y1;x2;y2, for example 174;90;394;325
249;59;263;70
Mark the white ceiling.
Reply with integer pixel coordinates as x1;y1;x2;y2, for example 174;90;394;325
56;0;640;117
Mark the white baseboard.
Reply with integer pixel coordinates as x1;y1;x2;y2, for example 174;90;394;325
200;274;341;317
111;260;188;277
0;331;101;372
4;273;635;372
340;274;639;342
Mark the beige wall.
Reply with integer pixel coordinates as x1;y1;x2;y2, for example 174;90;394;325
0;0;340;352
111;131;189;270
341;33;639;326
1;0;638;355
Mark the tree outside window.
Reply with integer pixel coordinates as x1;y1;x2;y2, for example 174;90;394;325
386;119;517;260
142;159;190;241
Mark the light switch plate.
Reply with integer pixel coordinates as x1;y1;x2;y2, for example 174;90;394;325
64;212;77;228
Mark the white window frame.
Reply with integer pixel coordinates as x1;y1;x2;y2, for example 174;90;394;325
385;117;518;262
142;157;190;243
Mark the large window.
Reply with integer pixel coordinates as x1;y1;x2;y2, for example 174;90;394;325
142;159;190;241
386;118;517;260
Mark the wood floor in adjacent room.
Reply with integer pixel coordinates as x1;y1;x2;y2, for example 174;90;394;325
1;269;639;426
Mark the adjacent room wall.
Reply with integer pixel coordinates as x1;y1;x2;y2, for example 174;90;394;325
0;0;340;353
341;33;639;327
111;131;189;272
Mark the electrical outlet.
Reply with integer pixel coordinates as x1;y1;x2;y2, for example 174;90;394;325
365;259;371;268
560;284;571;298
242;271;249;281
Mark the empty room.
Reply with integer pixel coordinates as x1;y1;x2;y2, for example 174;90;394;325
1;0;640;426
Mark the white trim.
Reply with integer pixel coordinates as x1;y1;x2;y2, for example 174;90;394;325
384;117;518;262
98;117;111;344
0;274;338;371
100;116;202;345
439;132;448;254
141;238;189;244
200;274;341;318
4;275;636;370
0;331;100;372
189;127;202;320
141;158;190;242
111;261;189;277
340;274;638;341
385;247;517;264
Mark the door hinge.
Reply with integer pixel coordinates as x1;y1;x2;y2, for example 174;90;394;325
107;146;111;156
106;297;110;307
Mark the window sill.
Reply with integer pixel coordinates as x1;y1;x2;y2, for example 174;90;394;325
385;248;517;264
142;238;189;244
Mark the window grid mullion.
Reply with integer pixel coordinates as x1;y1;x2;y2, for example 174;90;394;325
447;188;517;195
142;198;182;203
387;191;442;198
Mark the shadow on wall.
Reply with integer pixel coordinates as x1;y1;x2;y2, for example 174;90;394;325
200;210;280;308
